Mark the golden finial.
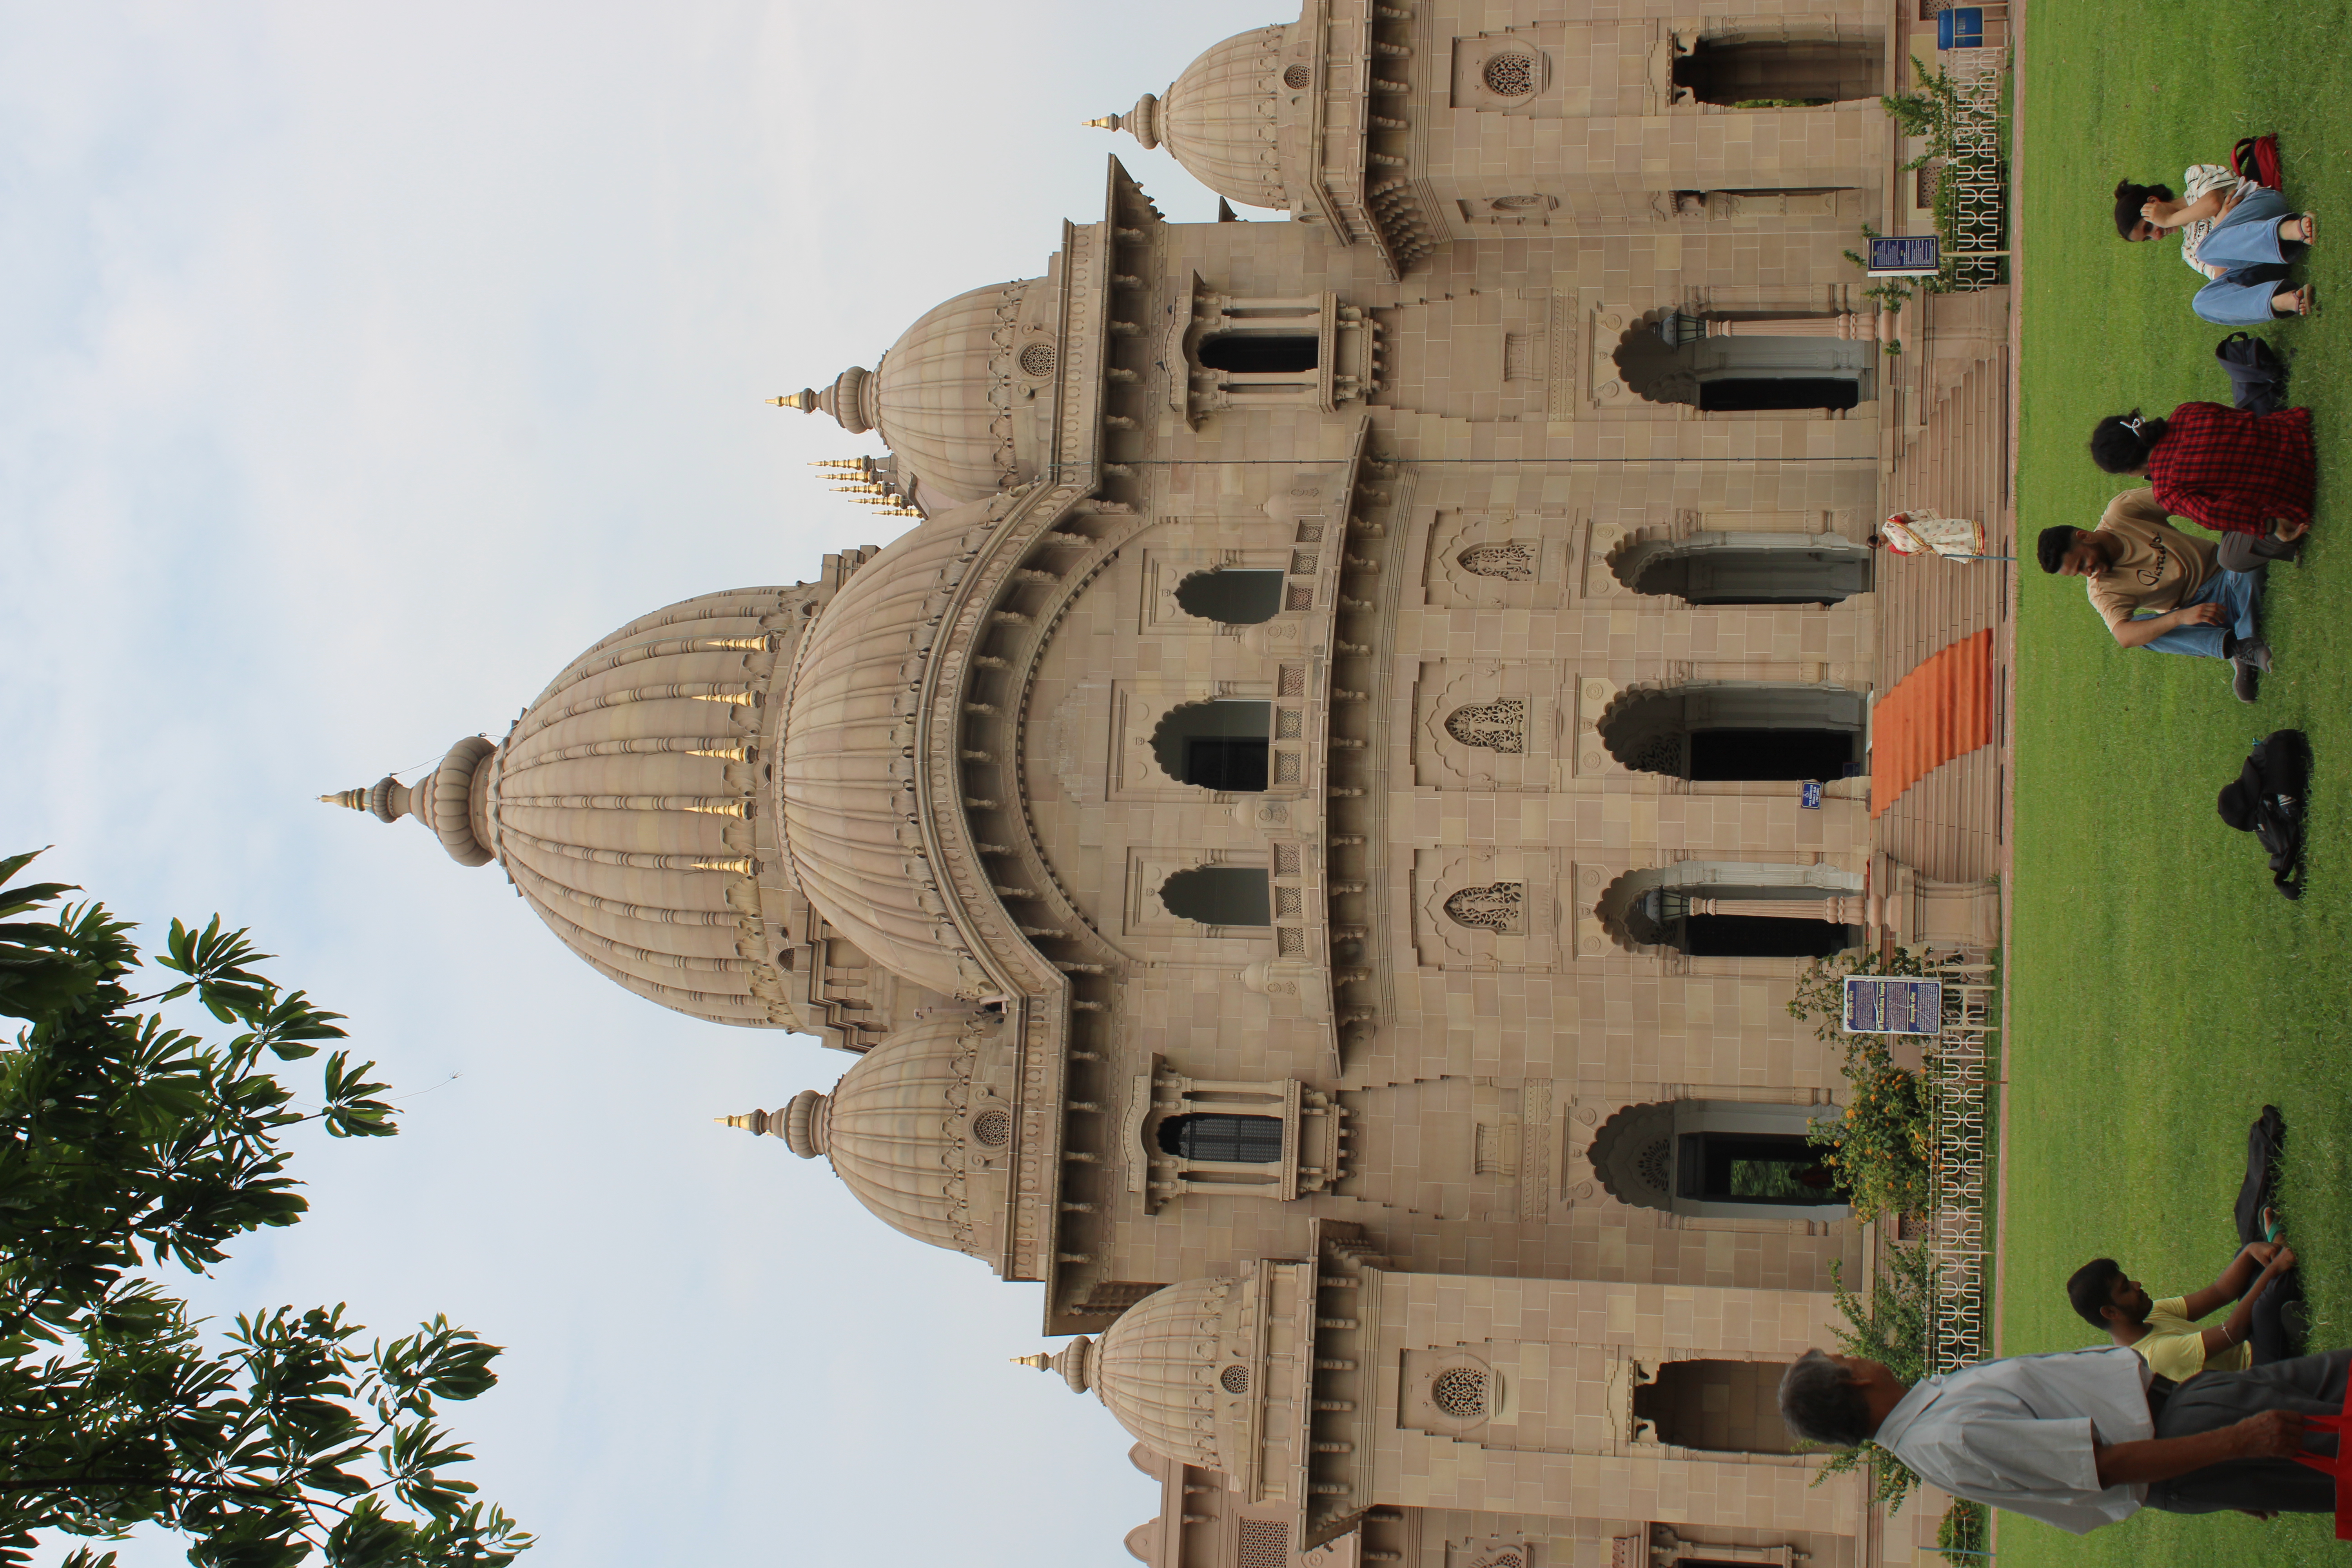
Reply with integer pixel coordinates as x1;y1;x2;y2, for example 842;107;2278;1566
1084;115;1122;132
1011;1353;1053;1371
771;390;817;412
319;788;369;810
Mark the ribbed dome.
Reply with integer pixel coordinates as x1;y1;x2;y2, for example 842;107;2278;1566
777;281;1045;513
1085;1279;1245;1468
778;507;998;999
747;1011;1005;1256
488;588;807;1027
1099;27;1295;211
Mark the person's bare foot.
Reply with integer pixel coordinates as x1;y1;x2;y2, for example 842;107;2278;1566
2277;519;2311;544
2274;285;2314;318
2287;212;2318;246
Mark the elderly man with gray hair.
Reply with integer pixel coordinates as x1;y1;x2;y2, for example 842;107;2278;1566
1778;1345;2349;1529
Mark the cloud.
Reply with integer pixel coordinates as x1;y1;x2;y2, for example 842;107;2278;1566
0;0;1285;1561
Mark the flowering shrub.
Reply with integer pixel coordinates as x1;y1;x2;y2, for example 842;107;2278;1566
1786;947;1938;1223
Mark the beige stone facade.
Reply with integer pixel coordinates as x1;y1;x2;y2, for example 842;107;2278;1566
331;2;2015;1564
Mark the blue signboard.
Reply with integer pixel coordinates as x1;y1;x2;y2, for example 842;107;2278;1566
1800;781;1824;809
1868;236;1942;276
1937;7;1985;49
1843;976;1944;1036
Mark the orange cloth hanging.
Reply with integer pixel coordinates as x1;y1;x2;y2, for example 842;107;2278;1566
1868;628;1996;820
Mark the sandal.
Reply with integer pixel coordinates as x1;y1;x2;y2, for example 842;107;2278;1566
2264;1206;2286;1243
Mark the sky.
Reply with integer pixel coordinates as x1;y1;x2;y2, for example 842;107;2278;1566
0;2;1285;1563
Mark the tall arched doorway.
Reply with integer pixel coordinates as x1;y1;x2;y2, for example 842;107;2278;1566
1636;1360;1798;1453
1587;1099;1849;1221
1610;531;1874;606
1614;315;1873;412
1671;38;1881;105
1595;683;1866;781
1595;862;1866;958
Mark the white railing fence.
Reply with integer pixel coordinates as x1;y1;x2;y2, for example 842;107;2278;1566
1922;955;1997;1372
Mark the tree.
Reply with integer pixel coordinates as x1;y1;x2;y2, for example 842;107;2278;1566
0;849;532;1568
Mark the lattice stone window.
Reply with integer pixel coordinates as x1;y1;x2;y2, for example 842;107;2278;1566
1220;1363;1252;1394
1457;543;1536;580
1444;882;1524;933
1283;64;1312;89
1482;51;1537;96
1474;1553;1524;1568
1445;699;1526;754
1432;1365;1490;1417
1273;844;1302;876
1239;1520;1289;1568
1018;341;1057;378
970;1107;1012;1147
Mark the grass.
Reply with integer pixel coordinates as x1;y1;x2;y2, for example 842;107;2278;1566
2002;2;2352;1564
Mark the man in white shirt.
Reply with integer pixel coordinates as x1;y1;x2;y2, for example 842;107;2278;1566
1777;1345;2345;1529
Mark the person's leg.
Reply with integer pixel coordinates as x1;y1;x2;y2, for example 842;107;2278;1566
2216;533;2299;570
2250;1270;2307;1364
2145;1350;2350;1514
2138;571;2259;658
2196;276;2309;323
2198;189;2298;269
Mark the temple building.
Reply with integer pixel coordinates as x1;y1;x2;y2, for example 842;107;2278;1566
327;2;2013;1564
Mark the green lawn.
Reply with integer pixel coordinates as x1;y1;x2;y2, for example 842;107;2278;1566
2001;3;2352;1564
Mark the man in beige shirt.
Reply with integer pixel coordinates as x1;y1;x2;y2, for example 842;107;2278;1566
2035;489;2280;702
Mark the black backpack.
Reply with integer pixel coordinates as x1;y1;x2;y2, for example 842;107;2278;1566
2216;331;2288;415
2217;729;2308;899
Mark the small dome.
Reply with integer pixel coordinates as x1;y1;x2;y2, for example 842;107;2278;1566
1025;1279;1248;1468
1096;26;1296;211
776;280;1047;511
730;1011;1006;1256
779;506;1000;998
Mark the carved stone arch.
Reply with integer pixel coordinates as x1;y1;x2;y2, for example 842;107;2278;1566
1612;310;1871;410
1594;681;1866;781
1173;567;1285;625
1593;861;1864;956
1607;531;1874;606
1588;1098;1849;1220
1149;698;1274;791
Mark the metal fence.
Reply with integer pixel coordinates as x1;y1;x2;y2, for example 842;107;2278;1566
1942;49;2009;292
1922;956;1998;1372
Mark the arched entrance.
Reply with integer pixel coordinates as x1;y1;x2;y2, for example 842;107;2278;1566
1609;531;1874;606
1671;38;1881;105
1587;1099;1849;1221
1595;862;1866;958
1595;683;1866;781
1614;314;1873;412
1151;699;1273;790
1636;1360;1798;1453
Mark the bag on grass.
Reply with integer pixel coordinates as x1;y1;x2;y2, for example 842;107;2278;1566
2216;729;2308;900
2216;331;2288;415
2231;133;2283;190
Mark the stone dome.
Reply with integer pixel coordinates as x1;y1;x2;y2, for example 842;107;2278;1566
728;1010;1007;1257
327;588;809;1029
1095;25;1296;211
1023;1279;1251;1469
777;279;1046;512
778;504;1000;999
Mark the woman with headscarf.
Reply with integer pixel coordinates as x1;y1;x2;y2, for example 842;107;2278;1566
2088;403;2313;553
2113;167;2316;322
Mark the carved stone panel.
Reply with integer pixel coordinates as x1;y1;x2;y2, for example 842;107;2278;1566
1422;510;1573;609
1412;661;1563;789
1411;849;1559;971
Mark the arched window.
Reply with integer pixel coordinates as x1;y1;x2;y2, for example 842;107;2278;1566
1587;1099;1850;1221
1199;334;1319;374
1174;568;1286;625
1594;862;1866;958
1596;683;1865;781
1610;532;1873;606
1151;700;1272;790
1160;866;1273;927
1671;39;1880;105
1156;1112;1284;1163
1635;1359;1799;1453
1445;700;1526;753
1613;320;1872;413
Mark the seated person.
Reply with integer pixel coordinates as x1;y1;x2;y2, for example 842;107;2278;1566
2089;404;2314;547
2114;167;2316;321
2036;490;2274;701
2068;1241;2303;1380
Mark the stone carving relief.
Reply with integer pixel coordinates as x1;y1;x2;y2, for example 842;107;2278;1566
1412;851;1557;971
1412;662;1559;789
1422;510;1571;608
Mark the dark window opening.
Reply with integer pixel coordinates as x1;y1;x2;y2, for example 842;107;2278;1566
1688;727;1857;781
1200;334;1319;374
1697;377;1860;412
1634;1359;1799;1453
1160;866;1273;927
1174;569;1286;625
1677;1133;1844;1205
1152;699;1274;790
1685;915;1859;958
1670;40;1881;106
1631;547;1873;606
1158;1112;1285;1163
1186;738;1270;791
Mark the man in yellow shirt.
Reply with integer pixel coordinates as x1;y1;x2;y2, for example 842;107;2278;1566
2068;1242;2301;1379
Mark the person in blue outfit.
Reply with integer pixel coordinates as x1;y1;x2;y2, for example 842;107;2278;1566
2114;167;2316;323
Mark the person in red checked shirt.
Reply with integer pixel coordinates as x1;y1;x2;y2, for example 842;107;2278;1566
2089;403;2314;555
